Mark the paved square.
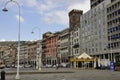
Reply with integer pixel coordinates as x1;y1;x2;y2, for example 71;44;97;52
4;68;120;80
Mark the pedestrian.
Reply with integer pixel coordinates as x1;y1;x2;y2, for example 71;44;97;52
56;63;59;70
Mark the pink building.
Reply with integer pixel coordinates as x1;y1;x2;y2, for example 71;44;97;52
28;41;37;67
42;32;59;66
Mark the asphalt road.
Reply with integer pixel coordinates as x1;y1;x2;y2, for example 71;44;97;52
1;68;120;80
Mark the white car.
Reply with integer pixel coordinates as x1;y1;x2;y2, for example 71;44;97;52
15;65;23;68
45;64;52;68
25;65;32;68
60;63;67;67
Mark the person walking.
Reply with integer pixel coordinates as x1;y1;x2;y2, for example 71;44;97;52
56;63;59;70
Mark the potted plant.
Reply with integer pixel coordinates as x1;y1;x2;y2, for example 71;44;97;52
114;61;120;71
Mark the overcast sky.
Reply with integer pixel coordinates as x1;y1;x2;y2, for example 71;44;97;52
0;0;90;41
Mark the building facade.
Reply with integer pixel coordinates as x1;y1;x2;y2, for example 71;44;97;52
90;0;105;9
69;9;83;59
0;45;17;67
28;41;37;68
19;42;28;67
107;0;120;62
45;32;59;66
81;0;111;67
58;28;69;64
69;9;83;68
42;32;53;66
36;40;42;69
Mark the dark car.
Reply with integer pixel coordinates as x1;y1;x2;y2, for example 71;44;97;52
0;64;5;69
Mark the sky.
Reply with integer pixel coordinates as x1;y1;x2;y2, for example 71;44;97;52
0;0;90;41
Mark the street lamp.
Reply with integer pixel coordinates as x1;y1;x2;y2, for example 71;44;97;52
110;33;113;61
2;0;21;79
31;27;41;71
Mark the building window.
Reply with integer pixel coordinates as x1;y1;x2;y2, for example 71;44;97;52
77;49;78;54
119;33;120;38
118;25;120;30
118;9;120;14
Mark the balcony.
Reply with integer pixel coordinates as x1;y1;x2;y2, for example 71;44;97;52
42;45;46;49
73;43;79;48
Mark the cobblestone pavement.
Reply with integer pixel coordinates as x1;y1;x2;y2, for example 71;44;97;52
1;68;120;80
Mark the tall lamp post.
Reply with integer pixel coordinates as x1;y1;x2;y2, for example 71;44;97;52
2;0;21;79
110;34;113;61
109;29;114;71
31;27;41;71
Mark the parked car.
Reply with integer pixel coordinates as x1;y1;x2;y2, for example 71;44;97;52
60;63;66;67
11;64;15;68
0;64;5;69
60;63;70;68
24;65;32;68
45;64;52;68
5;65;11;68
52;65;56;68
15;65;23;68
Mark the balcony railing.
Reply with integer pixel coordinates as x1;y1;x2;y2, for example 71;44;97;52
73;43;79;48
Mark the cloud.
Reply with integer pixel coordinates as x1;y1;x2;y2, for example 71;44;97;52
16;0;37;7
0;0;3;4
15;15;25;23
0;39;6;42
37;1;56;14
44;16;53;24
17;0;90;25
0;39;17;42
67;0;90;13
25;0;37;7
38;0;90;24
43;10;68;24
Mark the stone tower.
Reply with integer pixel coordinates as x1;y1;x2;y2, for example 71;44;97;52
69;9;83;30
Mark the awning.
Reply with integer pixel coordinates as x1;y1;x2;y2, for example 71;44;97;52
77;52;92;59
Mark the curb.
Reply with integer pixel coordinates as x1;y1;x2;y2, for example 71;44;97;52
6;71;74;75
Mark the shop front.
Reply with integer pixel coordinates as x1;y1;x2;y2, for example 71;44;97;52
70;52;97;69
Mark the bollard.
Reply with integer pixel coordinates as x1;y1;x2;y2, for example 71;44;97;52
1;71;5;80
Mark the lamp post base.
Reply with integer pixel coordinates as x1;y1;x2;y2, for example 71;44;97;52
15;73;20;80
38;67;41;71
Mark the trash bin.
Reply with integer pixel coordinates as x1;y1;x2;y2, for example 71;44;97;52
1;71;5;80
